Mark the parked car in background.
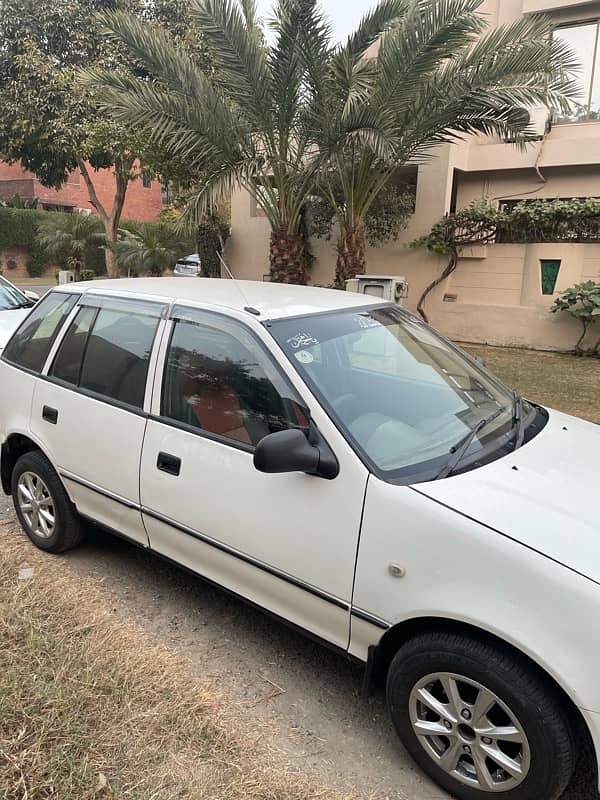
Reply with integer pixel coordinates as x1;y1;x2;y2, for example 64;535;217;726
0;275;38;355
173;253;201;277
0;278;599;800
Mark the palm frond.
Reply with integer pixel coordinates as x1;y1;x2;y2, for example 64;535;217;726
189;0;274;133
82;66;250;171
341;0;408;61
375;0;484;115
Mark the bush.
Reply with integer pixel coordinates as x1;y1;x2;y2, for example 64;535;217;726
79;269;96;281
551;281;600;356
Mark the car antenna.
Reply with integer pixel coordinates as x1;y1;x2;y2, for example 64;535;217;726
216;251;261;316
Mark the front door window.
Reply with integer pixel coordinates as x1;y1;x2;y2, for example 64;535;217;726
161;312;308;447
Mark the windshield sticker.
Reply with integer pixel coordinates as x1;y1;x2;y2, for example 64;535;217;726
294;349;314;365
286;331;319;349
355;314;381;329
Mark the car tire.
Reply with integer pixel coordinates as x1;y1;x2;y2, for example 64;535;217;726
386;631;575;800
11;450;85;553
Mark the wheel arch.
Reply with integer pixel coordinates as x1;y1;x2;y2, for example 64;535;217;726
371;615;597;781
1;432;45;494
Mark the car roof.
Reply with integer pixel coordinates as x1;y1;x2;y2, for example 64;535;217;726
58;277;385;320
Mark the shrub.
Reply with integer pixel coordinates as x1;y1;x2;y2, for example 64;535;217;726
551;281;600;356
79;269;96;281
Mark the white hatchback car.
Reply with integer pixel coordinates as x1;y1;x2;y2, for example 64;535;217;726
0;279;598;800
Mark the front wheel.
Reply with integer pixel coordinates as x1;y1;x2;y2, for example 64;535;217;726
386;632;575;800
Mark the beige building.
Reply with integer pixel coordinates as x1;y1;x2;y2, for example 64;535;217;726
228;0;600;351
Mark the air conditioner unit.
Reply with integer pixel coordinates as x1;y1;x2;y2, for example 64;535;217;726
345;274;408;305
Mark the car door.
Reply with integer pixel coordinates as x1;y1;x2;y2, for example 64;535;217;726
140;305;369;649
30;293;168;545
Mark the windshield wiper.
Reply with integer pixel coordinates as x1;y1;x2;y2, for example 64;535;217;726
435;407;504;480
512;390;526;451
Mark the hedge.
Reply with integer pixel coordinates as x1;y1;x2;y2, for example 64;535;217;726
0;208;169;277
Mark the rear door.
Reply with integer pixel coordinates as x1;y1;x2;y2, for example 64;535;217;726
30;294;168;544
140;305;369;649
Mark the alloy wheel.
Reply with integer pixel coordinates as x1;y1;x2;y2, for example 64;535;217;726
409;671;531;792
17;471;56;539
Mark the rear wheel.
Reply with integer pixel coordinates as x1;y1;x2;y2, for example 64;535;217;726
386;632;575;800
11;450;84;553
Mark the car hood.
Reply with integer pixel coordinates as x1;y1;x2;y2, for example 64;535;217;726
0;307;30;352
412;408;600;584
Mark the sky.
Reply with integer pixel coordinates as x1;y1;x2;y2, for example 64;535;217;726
255;0;368;43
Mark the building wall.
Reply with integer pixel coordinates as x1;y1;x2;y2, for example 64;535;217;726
228;0;600;352
0;161;163;222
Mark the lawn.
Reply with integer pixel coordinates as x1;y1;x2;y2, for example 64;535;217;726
463;344;600;425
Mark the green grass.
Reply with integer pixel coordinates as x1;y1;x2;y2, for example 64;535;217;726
463;345;600;425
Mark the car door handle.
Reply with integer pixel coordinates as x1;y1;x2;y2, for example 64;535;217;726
42;405;58;424
157;452;181;476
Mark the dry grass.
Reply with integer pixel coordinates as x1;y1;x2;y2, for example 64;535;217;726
0;518;363;800
463;345;600;425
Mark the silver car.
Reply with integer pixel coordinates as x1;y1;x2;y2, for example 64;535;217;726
173;254;201;277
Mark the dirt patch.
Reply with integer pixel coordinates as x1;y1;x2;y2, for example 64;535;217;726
1;497;597;800
0;512;369;800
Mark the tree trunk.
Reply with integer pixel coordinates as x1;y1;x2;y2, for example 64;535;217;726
417;248;459;324
574;320;589;355
104;224;120;279
269;228;307;284
77;156;132;279
334;226;366;289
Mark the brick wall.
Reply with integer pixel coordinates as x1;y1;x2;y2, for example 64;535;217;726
0;161;163;221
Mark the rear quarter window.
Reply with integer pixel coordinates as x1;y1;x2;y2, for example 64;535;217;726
1;293;78;373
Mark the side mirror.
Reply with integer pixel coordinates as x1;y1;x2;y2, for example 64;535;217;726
23;290;39;303
253;427;338;479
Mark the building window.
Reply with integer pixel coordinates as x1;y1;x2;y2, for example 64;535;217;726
540;260;561;295
142;173;152;189
554;22;600;122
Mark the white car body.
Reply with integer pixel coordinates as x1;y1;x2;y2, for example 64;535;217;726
0;278;599;795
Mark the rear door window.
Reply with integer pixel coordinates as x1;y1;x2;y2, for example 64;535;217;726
79;308;159;408
49;297;164;410
2;292;78;373
50;306;97;386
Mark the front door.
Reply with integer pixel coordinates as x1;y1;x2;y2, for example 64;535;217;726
140;306;368;649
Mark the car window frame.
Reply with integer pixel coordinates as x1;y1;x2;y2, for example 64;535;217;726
41;292;169;417
151;305;312;455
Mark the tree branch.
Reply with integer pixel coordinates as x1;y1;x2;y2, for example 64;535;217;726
77;158;109;221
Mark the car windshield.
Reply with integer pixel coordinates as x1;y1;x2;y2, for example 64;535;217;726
0;277;28;311
270;305;517;483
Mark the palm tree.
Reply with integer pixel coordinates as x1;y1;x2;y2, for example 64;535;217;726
81;0;405;284
305;0;578;286
36;212;105;271
112;222;195;275
83;0;576;288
